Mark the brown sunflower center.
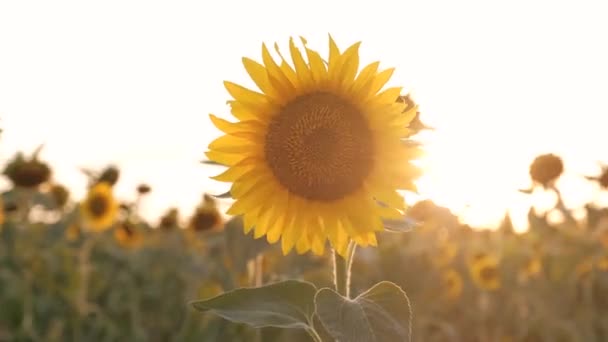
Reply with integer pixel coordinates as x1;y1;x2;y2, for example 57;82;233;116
479;265;498;282
88;194;109;218
264;92;374;201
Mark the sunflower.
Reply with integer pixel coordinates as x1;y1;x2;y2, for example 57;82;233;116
597;255;608;272
441;269;463;300
529;153;563;188
470;256;500;291
80;182;118;231
207;36;421;256
114;223;144;249
520;255;542;280
431;241;458;267
188;194;224;232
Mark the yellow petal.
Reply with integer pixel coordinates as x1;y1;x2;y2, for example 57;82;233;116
375;87;402;105
208;135;254;153
209;114;265;135
327;34;341;78
224;81;269;106
205;150;243;166
242;57;280;100
243;210;258;234
261;43;295;97
350;61;379;95
289;38;313;89
337;42;361;86
228;100;273;121
296;233;311;254
369;68;395;95
210;158;257;182
299;37;327;84
273;42;299;87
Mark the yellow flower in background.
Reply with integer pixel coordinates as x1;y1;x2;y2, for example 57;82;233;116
441;269;463;300
523;256;542;278
470;256;501;291
65;223;81;242
207;36;421;256
80;182;118;231
432;241;458;267
188;194;224;232
596;255;608;272
469;251;490;265
114;224;144;249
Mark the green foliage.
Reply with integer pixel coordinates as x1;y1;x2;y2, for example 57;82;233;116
315;281;412;342
192;280;317;330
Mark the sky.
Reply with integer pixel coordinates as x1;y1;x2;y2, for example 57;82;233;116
1;0;607;230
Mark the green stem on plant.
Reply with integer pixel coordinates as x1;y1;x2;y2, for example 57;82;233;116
333;241;356;298
306;327;324;342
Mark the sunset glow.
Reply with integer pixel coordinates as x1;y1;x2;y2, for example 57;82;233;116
1;1;607;229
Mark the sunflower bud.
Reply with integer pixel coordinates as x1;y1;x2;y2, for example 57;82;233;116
159;208;179;230
97;166;120;186
188;196;223;232
137;184;151;195
49;184;70;208
529;154;563;187
4;152;52;188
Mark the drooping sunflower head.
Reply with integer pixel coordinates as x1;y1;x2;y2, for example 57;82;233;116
441;269;463;301
4;151;52;188
529;153;563;188
158;208;180;230
50;184;70;209
207;36;422;256
188;194;224;232
470;256;501;291
80;182;118;231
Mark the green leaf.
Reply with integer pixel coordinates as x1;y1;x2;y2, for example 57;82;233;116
191;280;317;330
315;281;412;342
383;217;418;233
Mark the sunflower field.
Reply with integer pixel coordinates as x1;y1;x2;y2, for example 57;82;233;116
2;36;608;342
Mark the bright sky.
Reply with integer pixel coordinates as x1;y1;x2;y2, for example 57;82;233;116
1;1;607;230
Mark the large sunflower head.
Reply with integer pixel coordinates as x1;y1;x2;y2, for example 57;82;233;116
207;36;421;256
80;182;118;231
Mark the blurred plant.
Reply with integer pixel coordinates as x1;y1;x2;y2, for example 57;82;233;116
79;182;118;231
49;183;70;209
586;164;608;189
158;207;180;230
441;269;463;301
113;222;144;249
3;146;51;189
470;255;501;291
188;194;223;232
528;153;564;189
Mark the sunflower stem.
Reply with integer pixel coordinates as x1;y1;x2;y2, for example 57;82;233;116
333;242;356;298
306;327;323;342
